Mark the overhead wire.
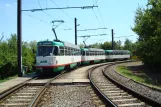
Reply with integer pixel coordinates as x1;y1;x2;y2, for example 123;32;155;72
22;12;50;25
114;35;134;38
95;0;99;5
50;0;97;36
23;12;71;31
38;0;72;30
92;8;105;34
50;0;73;21
92;9;102;28
97;7;106;31
38;0;57;19
50;0;98;34
49;0;103;43
46;0;47;8
67;0;69;7
92;0;106;34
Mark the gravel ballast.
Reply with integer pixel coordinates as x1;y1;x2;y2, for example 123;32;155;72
37;84;97;107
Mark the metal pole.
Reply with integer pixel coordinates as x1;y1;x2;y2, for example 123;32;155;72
18;0;22;77
112;29;114;50
75;18;77;45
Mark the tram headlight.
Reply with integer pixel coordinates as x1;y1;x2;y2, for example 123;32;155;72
49;61;53;65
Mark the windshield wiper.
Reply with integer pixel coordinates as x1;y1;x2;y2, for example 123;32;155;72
43;53;47;57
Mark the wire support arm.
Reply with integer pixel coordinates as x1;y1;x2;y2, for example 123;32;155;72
22;6;98;12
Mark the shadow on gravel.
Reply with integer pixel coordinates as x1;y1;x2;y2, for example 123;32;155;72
127;64;161;86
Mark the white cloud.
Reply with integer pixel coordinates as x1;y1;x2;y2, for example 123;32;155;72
5;4;11;7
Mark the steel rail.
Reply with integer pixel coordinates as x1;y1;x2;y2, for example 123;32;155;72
88;60;133;106
88;63;117;107
29;73;63;107
29;62;115;107
102;63;161;107
0;75;38;101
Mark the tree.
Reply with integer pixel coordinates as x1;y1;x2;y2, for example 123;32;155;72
89;42;102;48
132;0;161;68
101;42;112;50
124;39;133;51
0;34;37;79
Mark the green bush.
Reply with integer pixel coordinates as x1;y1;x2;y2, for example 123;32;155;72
0;34;37;79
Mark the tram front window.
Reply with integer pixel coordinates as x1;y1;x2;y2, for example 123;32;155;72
37;46;53;56
37;46;59;56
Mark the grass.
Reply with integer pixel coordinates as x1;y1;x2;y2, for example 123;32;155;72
116;66;161;90
0;75;18;83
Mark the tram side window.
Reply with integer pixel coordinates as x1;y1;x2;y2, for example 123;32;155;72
53;46;58;56
76;50;79;55
59;46;64;56
70;48;73;56
94;51;95;56
91;51;94;56
86;51;89;56
68;48;71;56
75;50;77;56
106;52;109;55
74;49;77;56
82;51;85;56
78;50;81;55
96;51;98;56
65;47;68;55
73;49;75;56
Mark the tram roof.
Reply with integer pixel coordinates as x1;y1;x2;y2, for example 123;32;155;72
37;41;64;46
37;40;80;49
81;48;104;51
88;48;104;51
63;41;80;49
104;50;130;53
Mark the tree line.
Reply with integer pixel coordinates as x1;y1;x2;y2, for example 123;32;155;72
80;39;137;55
0;34;137;79
132;0;161;70
2;0;161;79
0;34;37;79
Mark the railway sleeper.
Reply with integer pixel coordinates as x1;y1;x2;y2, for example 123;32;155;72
104;92;127;96
101;88;121;91
112;98;140;104
108;95;132;100
95;83;112;85
99;86;118;90
117;102;145;107
17;90;38;93
6;99;32;102
0;103;29;106
102;90;124;93
99;84;115;87
10;96;34;99
15;93;37;95
23;86;42;89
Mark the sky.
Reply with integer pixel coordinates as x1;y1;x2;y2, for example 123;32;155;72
0;0;147;45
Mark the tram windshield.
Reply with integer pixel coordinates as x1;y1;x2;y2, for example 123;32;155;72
37;46;59;56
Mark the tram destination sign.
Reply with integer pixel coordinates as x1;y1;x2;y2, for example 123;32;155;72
38;42;53;46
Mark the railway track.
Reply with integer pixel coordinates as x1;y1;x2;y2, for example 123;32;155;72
89;62;161;107
0;63;106;107
0;74;62;107
2;61;159;107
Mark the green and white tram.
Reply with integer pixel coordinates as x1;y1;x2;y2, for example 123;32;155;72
105;50;130;61
36;40;81;73
81;48;105;65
